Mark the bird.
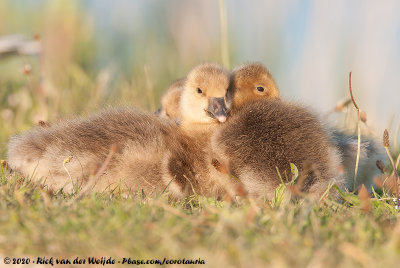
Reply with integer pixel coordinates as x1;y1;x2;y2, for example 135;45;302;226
155;78;185;124
329;129;385;192
211;62;383;196
7;63;231;197
211;98;344;199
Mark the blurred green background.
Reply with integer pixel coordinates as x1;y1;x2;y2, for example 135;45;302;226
0;0;399;158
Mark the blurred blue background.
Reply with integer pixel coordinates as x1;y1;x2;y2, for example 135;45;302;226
0;0;399;137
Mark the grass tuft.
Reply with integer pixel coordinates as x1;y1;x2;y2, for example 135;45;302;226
382;129;400;209
348;71;362;191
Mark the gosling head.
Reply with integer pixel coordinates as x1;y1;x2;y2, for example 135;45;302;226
155;78;185;124
180;63;230;126
229;62;280;109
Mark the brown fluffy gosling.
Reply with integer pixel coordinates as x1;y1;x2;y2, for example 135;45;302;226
214;62;383;196
7;63;231;197
211;98;343;199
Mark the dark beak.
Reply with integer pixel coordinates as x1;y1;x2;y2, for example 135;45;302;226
207;97;228;123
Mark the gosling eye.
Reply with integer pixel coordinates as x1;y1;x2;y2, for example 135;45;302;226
257;86;265;92
197;88;203;94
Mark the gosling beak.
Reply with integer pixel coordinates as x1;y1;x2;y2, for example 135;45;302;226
207;97;228;123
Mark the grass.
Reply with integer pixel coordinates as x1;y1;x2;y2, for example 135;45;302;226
1;167;400;267
1;66;400;267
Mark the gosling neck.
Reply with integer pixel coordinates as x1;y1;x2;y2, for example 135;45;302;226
180;120;220;138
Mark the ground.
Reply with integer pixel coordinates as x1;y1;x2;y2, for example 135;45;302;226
0;168;399;267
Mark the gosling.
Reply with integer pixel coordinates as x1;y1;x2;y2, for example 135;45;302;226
211;99;343;199
215;62;383;194
7;63;231;197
